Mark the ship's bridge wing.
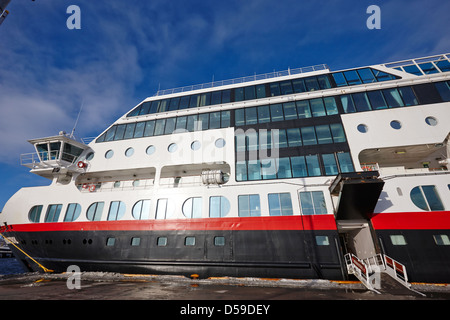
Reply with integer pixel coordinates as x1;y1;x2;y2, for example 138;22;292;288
20;133;90;179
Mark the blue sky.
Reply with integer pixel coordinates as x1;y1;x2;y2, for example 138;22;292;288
0;0;449;211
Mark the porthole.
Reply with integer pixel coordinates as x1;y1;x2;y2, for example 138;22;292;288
105;150;114;159
425;116;438;126
390;120;402;130
191;140;201;151
357;124;368;133
125;147;134;157
215;138;226;148
146;145;155;155
168;143;178;153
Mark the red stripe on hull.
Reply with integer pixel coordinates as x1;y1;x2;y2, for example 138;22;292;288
3;215;338;233
371;211;450;230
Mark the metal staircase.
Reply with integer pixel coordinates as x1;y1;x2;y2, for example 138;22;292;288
344;253;425;296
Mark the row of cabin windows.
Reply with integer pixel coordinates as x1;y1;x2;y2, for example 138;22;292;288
27;191;329;223
28;185;448;223
235;124;346;152
97;82;450;144
235;153;354;181
107;236;225;247
390;234;450;246
127;68;399;117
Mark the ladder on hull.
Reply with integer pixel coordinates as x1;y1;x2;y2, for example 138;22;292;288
344;253;425;296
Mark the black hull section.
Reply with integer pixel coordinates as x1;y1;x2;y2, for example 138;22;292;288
8;229;345;280
376;229;450;283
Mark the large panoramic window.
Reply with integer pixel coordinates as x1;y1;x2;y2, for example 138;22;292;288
86;202;104;221
107;201;126;221
410;185;445;211
183;197;202;219
209;196;230;218
64;203;82;222
28;205;43;223
132;200;151;220
45;204;63;222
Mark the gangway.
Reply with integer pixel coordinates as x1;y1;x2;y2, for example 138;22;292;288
345;253;425;296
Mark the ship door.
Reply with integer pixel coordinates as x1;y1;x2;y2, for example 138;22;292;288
337;220;378;260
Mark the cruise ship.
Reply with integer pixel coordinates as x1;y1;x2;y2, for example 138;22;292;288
1;54;449;286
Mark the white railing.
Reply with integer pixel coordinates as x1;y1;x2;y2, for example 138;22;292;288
345;253;380;293
154;64;329;96
20;151;81;169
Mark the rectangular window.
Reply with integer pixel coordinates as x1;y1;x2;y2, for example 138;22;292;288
332;72;347;87
316;235;330;246
186;115;198;132
238;194;261;217
106;237;116;246
236;161;247;181
235;87;244;101
280;81;293;95
357;68;376;83
259;130;272;150
175;116;187;131
382;88;404;108
156;199;168;220
164;118;176;135
245;107;258;125
323;97;339;115
189;95;199;108
315;125;333;144
269;83;281;96
292;79;307;93
283;102;297;120
301;127;317;145
113;124;126;141
257;105;271;123
367;90;388;110
246;130;258;151
244;86;256;100
317;75;332;89
330;123;346;143
179;96;190;109
291;156;307;178
221;111;230;128
435;81;450;101
286;128;302;147
306;155;321;176
134;122;145;138
390;235;407;246
296;100;312;118
157;237;167;246
270;104;284;122
157;99;169;112
107;201;126;221
261;158;277;180
247;160;262;180
214;236;226;246
421;185;445;211
268;193;293;216
198;113;209;131
131;237;141;246
235;109;245;126
143;120;155;137
209;111;221;129
322;154;339;175
222;90;231;103
352;92;372;112
273;129;287;148
154;119;166;136
169;97;180;111
185;237;196;246
209;196;230;218
309;98;326;117
276;157;292;179
305;77;320;91
398;87;418;106
256;84;266;99
299;191;327;215
211;91;222;105
343;70;362;85
337;152;354;173
45;204;63;222
340;94;356;113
